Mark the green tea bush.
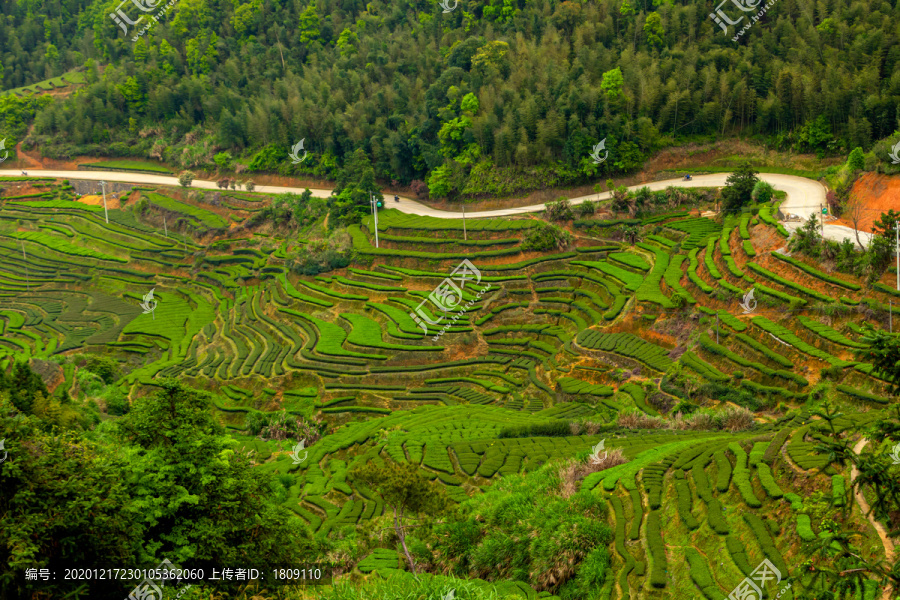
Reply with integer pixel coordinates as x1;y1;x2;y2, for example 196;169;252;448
687;248;714;293
704;238;722;279
725;535;754;577
757;464;784;499
576;331;673;372
681;352;730;383
664;255;696;304
835;384;889;405
609;252;651;271
665;217;722;250
739;212;751;239
707;498;729;535
832;474;846;506
645;511;668;589
747;262;832;302
772;252;860;290
798;316;868;348
572;260;643;292
734;333;793;367
751;316;853;367
729;442;762;508
742;513;789;576
497;420;573;439
635;242;673;307
646;234;677;248
796;514;816;542
685;547;723;600
675;479;699;530
603;295;628;320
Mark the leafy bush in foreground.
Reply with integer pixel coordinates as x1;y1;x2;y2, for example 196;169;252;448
522;221;573;251
428;460;612;599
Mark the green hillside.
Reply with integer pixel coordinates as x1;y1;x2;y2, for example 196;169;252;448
1;175;898;600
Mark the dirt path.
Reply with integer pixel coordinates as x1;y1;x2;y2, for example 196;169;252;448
851;437;895;600
13;140;42;169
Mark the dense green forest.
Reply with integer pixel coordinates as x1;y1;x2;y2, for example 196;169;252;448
2;0;900;198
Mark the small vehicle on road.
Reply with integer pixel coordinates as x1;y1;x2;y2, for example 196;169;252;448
683;174;692;181
394;195;400;202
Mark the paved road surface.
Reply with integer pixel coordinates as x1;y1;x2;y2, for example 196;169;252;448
0;169;873;244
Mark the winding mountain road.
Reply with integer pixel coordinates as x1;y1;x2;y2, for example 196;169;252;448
0;168;872;244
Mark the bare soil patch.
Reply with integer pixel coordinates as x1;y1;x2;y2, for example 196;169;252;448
833;172;900;233
77;193;121;210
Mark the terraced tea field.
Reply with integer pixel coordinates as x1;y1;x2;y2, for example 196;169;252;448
0;178;895;599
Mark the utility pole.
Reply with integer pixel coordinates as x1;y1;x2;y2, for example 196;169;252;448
895;221;899;291
462;202;467;241
820;204;825;237
99;180;109;224
891;300;893;334
370;192;380;248
716;312;719;344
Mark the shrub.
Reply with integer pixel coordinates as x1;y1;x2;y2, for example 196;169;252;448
616;408;665;429
545;198;573;221
178;170;195;187
847;147;865;171
751;180;775;203
410;179;429;199
576;200;596;217
558;448;629;495
429;461;613;593
522;221;573;251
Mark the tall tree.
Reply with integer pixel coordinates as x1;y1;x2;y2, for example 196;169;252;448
721;163;759;211
349;462;449;575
